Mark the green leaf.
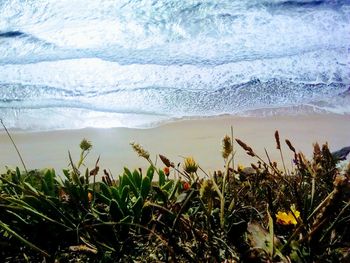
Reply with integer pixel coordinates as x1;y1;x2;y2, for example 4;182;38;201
141;176;151;200
175;192;188;204
5;210;30;225
121;215;132;224
84;168;90;185
99;182;111;199
110;186;121;201
92;207;108;219
41;179;50;196
118;174;125;189
23;182;40;195
21;195;43;209
71;171;81;186
109;199;124;221
95;192;111;205
123;167;132;178
15;167;21;181
153;186;168;204
110;187;128;215
123;173;139;197
49;168;56;178
121;185;130;203
168;179;180;200
267;207;274;257
171;189;195;232
146;166;154;182
10;168;19;184
62;169;71;180
7;198;70;230
161;180;174;192
0;220;50;257
40;170;55;196
141;204;152;225
132;169;142;188
54;176;64;188
118;185;130;214
159;169;165;187
132;196;143;221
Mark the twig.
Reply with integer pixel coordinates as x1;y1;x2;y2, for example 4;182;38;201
231;126;237;208
0;119;28;174
275;131;288;175
279;148;288;176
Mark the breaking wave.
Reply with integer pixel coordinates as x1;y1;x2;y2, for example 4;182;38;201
0;0;349;130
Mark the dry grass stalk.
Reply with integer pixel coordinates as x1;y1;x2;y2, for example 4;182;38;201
159;154;174;168
235;139;255;157
274;130;281;150
313;143;321;157
251;163;259;171
275;130;287;175
306;174;349;243
285;139;296;153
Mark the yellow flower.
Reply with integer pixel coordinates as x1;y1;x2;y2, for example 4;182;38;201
237;164;244;171
290;204;300;219
276;204;300;225
183;157;198;173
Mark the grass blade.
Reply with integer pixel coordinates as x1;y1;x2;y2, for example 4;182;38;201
0;220;50;257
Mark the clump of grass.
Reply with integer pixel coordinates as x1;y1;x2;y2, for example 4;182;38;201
0;127;349;262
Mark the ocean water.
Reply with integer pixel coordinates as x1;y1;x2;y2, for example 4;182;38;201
0;0;349;130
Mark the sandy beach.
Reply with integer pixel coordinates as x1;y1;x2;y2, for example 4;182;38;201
0;113;349;177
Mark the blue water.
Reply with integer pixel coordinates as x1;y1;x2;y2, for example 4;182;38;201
0;0;349;130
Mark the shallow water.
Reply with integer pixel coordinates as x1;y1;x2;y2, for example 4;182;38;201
0;0;349;130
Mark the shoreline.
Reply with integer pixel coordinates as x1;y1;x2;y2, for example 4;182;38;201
0;113;349;177
3;104;347;134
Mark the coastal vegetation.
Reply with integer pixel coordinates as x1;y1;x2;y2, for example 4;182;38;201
0;131;349;262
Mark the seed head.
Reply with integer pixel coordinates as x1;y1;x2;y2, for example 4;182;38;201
80;139;92;151
200;179;214;201
235;139;255;157
285;139;296;153
222;135;233;159
159;154;173;167
274;130;281;150
130;142;150;160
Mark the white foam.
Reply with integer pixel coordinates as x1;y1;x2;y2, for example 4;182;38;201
0;0;349;130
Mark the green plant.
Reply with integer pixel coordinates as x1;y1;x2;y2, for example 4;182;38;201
0;131;349;262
